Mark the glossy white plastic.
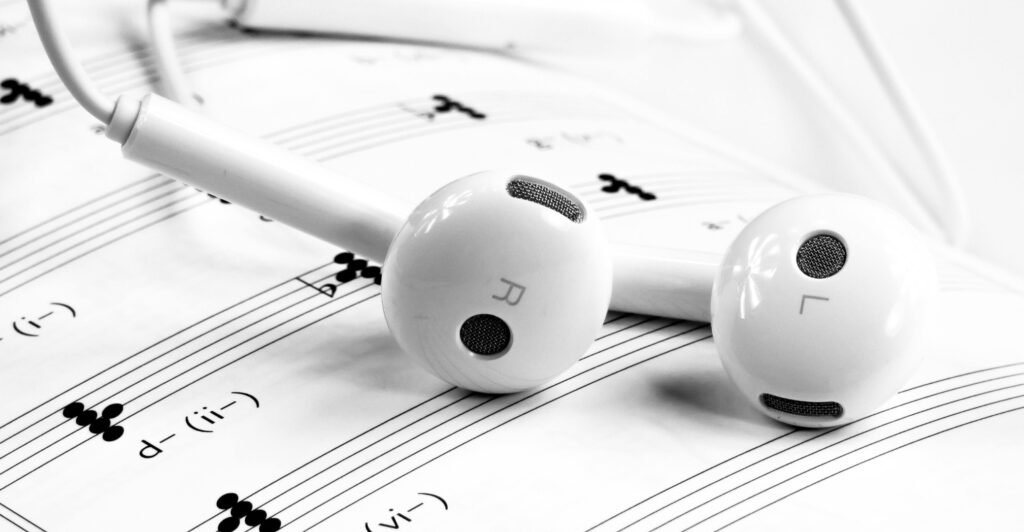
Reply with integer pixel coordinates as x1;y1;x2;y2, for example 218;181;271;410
611;244;716;323
382;171;613;393
711;194;937;428
113;94;407;263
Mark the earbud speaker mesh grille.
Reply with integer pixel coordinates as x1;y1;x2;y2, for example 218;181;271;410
760;394;844;418
460;314;511;356
796;234;847;279
506;177;584;223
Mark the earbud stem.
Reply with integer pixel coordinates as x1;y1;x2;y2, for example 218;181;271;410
610;244;716;323
110;94;407;263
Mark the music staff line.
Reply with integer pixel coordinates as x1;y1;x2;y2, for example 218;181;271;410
209;337;1024;531
0;197;212;300
714;404;1024;531
0;500;44;532
187;316;667;530
0;263;343;450
0;183;192;276
0;512;27;532
294;327;714;531
186;313;635;531
0;269;377;483
0;283;383;495
669;393;1024;531
0;260;330;436
586;360;1024;531
189;320;708;531
0;173;165;249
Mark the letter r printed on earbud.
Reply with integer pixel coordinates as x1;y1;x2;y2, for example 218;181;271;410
492;278;526;306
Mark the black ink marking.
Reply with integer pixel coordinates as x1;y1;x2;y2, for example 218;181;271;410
214;493;281;532
598;173;656;201
419;492;449;510
432;94;486;120
231;391;260;408
0;78;52;107
61;402;124;442
298;252;381;297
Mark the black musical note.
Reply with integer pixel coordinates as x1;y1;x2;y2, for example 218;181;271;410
61;402;125;442
1;78;53;107
432;94;486;120
214;493;281;532
597;173;656;201
297;252;382;297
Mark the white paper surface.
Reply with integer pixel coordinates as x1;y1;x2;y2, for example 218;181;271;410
0;6;1022;531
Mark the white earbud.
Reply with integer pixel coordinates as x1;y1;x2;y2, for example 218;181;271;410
383;173;611;392
612;194;937;427
712;194;936;427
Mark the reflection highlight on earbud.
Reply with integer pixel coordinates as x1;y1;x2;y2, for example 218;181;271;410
736;233;781;319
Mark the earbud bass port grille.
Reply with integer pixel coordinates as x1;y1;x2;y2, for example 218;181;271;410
760;394;843;418
460;314;511;356
796;234;847;279
506;177;584;223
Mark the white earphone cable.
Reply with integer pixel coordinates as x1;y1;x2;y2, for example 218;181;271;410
25;0;115;123
147;0;198;106
733;0;947;242
834;0;969;246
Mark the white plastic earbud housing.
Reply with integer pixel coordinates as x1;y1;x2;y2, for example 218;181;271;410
382;171;612;393
712;194;937;428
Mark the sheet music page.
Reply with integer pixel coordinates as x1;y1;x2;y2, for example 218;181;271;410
1;3;1022;531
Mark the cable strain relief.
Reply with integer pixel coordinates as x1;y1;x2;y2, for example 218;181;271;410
106;95;143;145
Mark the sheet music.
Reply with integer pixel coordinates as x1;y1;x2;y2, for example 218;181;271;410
1;4;1022;531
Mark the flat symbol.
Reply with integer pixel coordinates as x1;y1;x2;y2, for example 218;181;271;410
799;295;830;315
